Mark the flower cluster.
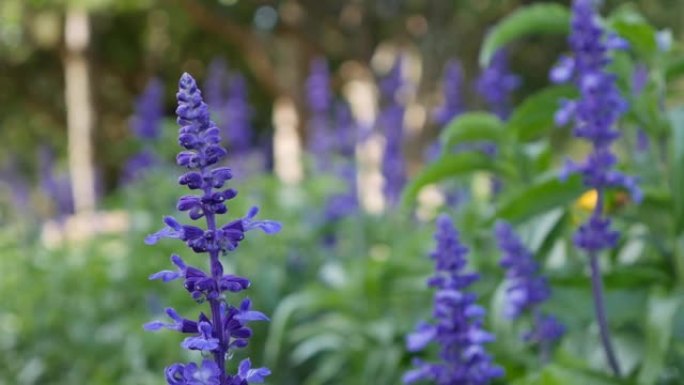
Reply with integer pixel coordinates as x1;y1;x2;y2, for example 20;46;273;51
404;214;503;385
495;221;564;351
204;59;254;155
433;59;465;126
223;73;253;153
132;78;165;140
550;0;640;375
123;78;165;182
145;73;280;385
476;49;520;120
378;56;407;207
205;58;228;113
323;102;359;224
551;0;641;252
306;57;333;170
305;59;359;232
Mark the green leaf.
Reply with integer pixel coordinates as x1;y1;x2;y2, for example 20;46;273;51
400;153;500;207
495;173;585;224
665;57;684;82
541;364;632;385
439;112;504;149
507;86;578;142
264;292;319;366
291;334;346;364
611;20;657;56
608;4;658;56
637;291;681;385
670;107;684;233
479;4;570;66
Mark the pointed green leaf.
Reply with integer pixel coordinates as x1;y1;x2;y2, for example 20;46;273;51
439;112;504;150
637;291;681;385
507;86;578;142
495;173;585;224
479;4;571;66
401;153;500;207
608;5;658;56
665;57;684;82
669;107;684;233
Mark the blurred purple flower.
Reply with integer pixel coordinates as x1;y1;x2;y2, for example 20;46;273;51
433;59;465;126
476;49;520;120
380;104;406;207
131;78;165;140
0;154;32;214
636;128;649;152
38;146;74;217
124;77;165;184
306;57;332;114
495;221;564;354
306;57;334;171
222;73;254;152
404;214;503;385
378;57;407;207
631;63;648;96
205;58;228;113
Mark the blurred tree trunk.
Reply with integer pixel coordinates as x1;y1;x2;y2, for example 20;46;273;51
63;8;96;214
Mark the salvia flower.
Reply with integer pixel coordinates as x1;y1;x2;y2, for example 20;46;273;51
326;102;359;218
495;221;564;353
205;58;228;114
131;78;165;140
433;59;465;126
222;73;253;152
306;57;333;170
476;49;520;120
404;214;503;385
378;56;407;207
550;0;639;376
551;0;642;238
124;78;165;182
145;73;280;385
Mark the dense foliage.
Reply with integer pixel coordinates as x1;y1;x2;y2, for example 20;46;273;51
2;1;684;385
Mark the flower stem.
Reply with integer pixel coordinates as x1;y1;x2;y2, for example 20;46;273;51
205;191;227;384
587;189;621;377
588;251;621;377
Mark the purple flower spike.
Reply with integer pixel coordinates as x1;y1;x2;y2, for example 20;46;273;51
123;77;165;183
132;78;165;140
205;58;228;114
145;72;280;384
495;221;564;356
223;73;253;152
306;57;334;171
404;214;503;385
550;0;639;376
476;49;520;120
378;56;407;207
433;59;465;126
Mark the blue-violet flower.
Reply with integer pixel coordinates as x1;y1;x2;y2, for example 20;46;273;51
123;78;165;182
145;73;280;385
476;49;520;120
433;59;465;126
550;0;640;375
404;214;503;385
306;57;333;171
378;56;407;207
495;221;564;355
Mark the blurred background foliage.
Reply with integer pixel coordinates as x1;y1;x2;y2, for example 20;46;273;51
2;1;684;385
